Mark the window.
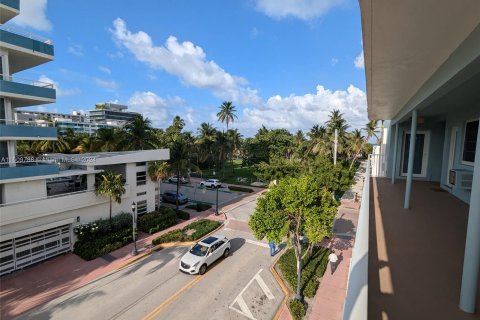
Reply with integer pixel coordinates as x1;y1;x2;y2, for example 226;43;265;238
136;162;146;167
136;191;147;196
462;120;479;164
136;171;146;186
137;200;147;214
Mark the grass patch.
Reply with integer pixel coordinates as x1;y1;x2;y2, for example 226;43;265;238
152;219;221;245
277;246;330;298
193;160;257;186
185;202;212;212
228;185;254;193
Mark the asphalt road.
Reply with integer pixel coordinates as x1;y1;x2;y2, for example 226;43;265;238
160;182;244;207
21;194;284;320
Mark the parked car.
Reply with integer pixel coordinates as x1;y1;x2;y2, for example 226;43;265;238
168;176;187;184
179;235;230;275
200;179;221;188
162;191;188;204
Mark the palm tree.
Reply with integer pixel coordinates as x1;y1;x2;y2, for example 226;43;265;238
214;131;230;178
34;132;71;153
227;128;243;170
148;161;169;210
122;115;155;150
347;129;366;170
94;170;126;225
325;109;350;160
217;101;238;131
96;127;119;152
169;135;190;210
363;120;379;143
72;135;98;153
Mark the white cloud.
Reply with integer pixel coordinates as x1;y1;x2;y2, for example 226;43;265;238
331;58;339;66
147;74;157;80
99;66;112;75
111;18;261;105
38;75;80;97
239;85;367;134
67;44;83;56
94;78;119;91
128;91;170;127
255;0;346;20
11;0;52;31
354;50;364;69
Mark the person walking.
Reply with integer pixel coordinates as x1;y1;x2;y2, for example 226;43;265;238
269;240;276;256
328;250;338;274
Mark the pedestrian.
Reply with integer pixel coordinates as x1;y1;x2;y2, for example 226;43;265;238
328;250;338;274
269;240;276;256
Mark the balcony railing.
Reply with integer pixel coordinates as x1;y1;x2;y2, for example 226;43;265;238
0;119;54;127
0;24;53;45
343;155;370;320
0;74;54;88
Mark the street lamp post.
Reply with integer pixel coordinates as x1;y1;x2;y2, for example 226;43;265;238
215;184;219;215
131;201;138;256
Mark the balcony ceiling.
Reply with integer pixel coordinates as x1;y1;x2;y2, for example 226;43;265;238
360;0;480;120
6;47;53;74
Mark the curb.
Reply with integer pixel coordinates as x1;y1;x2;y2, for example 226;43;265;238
270;247;292;320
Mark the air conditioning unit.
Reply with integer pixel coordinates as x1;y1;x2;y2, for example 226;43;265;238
449;169;473;189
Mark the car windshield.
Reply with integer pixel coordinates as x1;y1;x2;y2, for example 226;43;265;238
189;243;209;257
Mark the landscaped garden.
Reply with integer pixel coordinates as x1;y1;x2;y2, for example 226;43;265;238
152;219;221;245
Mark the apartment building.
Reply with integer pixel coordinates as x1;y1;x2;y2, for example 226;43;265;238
0;1;169;276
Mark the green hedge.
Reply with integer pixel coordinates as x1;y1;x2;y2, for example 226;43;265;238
73;228;132;261
152;219;221;245
74;212;132;241
185;203;212;212
289;299;305;320
175;209;190;220
138;208;177;234
278;247;330;298
228;186;254;193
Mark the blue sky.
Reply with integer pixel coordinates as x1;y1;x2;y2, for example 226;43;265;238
11;0;367;137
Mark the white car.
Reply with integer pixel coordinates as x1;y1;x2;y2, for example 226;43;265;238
168;176;187;184
200;179;221;188
179;235;231;275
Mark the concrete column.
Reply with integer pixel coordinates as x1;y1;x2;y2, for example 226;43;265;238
459;121;480;313
391;123;399;184
404;110;417;209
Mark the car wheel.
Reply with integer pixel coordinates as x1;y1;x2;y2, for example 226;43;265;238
200;183;204;188
168;179;172;183
223;248;230;258
199;264;207;275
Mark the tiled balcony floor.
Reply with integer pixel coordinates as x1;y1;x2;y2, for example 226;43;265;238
369;178;480;320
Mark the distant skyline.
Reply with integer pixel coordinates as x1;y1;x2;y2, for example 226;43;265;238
11;0;367;136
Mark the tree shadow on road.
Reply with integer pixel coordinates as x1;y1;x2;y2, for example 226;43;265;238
229;238;246;255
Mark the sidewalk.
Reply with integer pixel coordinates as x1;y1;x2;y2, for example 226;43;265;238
0;189;264;320
309;162;366;320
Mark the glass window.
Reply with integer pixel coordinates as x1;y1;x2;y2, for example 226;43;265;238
462;120;479;163
137;200;147;214
136;171;146;186
189;244;209;257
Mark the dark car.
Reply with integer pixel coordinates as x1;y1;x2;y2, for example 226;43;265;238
162;191;188;204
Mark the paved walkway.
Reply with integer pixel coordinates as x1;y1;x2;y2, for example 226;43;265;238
0;189;264;320
309;162;366;320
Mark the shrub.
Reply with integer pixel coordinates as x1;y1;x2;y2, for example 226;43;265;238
175;209;190;220
228;186;254;193
73;228;133;261
278;247;330;298
74;212;133;241
138;209;177;234
151;219;221;245
289;299;305;320
185;203;212;212
152;229;184;245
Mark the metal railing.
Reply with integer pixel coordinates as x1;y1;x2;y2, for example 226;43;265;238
0;74;55;88
0;24;53;44
343;155;371;320
0;119;54;127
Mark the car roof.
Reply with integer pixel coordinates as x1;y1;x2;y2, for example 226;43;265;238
199;235;225;246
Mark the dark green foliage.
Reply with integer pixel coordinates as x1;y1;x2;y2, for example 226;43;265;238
73;228;132;261
289;299;305;320
152;219;221;245
308;156;354;197
185;203;212;212
74;212;132;241
137;208;177;234
254;157;302;182
175;209;190;220
278;247;330;298
228;186;254;193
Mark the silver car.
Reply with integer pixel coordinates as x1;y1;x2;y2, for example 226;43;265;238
179;235;230;275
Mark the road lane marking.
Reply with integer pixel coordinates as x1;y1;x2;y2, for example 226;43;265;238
229;269;275;320
246;239;269;248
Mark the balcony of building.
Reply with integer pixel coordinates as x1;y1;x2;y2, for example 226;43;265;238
0;161;59;180
0;75;56;107
368;177;479;319
0;25;54;73
0;0;19;24
0;119;57;140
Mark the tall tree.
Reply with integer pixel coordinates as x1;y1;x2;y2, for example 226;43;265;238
122;115;155;150
169;135;190;210
94;170;126;225
249;175;338;301
216;101;238;132
363;120;379;143
148;161;169;209
346;129;365;170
